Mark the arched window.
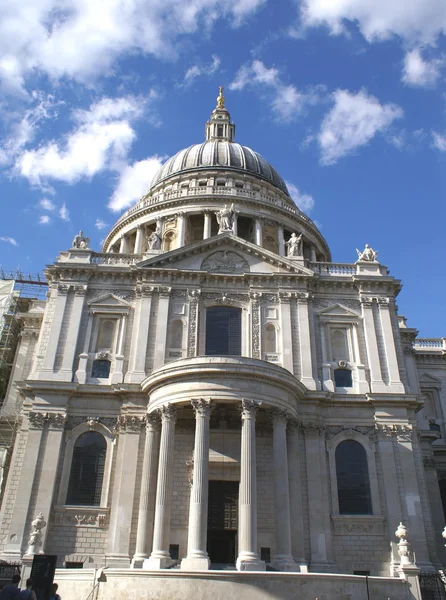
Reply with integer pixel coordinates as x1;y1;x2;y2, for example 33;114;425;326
331;329;348;361
66;432;107;506
334;368;352;388
264;324;277;353
205;306;242;356
96;319;115;351
170;319;184;348
91;360;111;378
335;440;372;515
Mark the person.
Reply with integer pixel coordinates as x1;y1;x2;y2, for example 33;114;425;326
0;574;21;600
49;583;60;600
18;579;36;600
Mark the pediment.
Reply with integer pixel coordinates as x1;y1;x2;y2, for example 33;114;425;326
88;293;131;308
317;303;361;318
136;233;314;276
419;373;442;387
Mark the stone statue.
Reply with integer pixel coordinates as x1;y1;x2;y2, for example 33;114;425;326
356;244;378;262
215;203;235;234
147;227;162;250
72;230;90;249
217;86;225;109
285;232;303;257
27;512;47;554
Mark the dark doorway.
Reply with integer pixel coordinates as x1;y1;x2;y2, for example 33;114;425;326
207;480;238;565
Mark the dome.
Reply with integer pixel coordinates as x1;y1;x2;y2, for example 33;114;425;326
149;141;290;197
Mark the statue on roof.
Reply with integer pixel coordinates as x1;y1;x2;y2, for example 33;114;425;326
215;203;236;234
356;244;378;262
147;226;162;250
72;230;90;249
217;86;225;109
285;232;303;257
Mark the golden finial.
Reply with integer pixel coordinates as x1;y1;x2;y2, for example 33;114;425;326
217;86;225;109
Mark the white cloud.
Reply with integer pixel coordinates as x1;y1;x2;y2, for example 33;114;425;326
402;48;444;87
230;60;317;122
39;198;56;211
300;0;446;45
108;156;166;212
0;237;18;246
318;89;403;164
432;132;446;151
285;181;315;212
39;215;51;224
0;0;264;94
59;203;70;221
95;218;109;230
183;55;221;86
15;95;144;187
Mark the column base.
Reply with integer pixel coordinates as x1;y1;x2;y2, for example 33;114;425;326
181;556;211;571
236;556;266;572
104;554;131;568
270;555;298;571
143;555;173;570
131;554;149;569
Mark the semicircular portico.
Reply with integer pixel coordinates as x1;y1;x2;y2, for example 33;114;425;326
141;356;306;415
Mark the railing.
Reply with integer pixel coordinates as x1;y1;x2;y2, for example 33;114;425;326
90;253;142;265
310;262;356;275
113;185;317;228
413;338;446;351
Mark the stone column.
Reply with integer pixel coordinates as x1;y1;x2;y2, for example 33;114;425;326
181;399;214;571
305;424;334;571
134;225;144;254
236;400;265;571
132;415;160;568
106;416;142;567
277;225;285;257
279;293;293;372
254;218;263;246
271;410;296;571
146;404;178;569
111;313;127;384
361;297;386;393
233;212;238;236
177;212;186;248
287;421;306;567
40;285;69;374
59;285;87;381
1;413;46;561
297;294;317;390
203;211;212;239
377;299;405;393
310;245;317;262
119;235;129;254
126;285;153;383
152;288;171;371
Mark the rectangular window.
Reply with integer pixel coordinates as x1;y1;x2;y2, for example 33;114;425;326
65;562;83;569
217;125;224;137
205;307;242;356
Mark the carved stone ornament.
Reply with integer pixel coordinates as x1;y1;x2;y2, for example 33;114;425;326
201;251;249;274
375;424;413;441
28;411;66;429
187;290;200;358
271;408;291;424
325;425;377;442
423;455;436;469
395;522;414;566
28;411;47;429
332;516;384;536
96;351;110;360
53;508;107;528
27;512;47;554
117;415;144;433
356;244;378;262
240;399;261;418
57;284;71;296
145;414;160;431
64;416;119;432
191;398;215;418
47;413;67;430
159;403;178;422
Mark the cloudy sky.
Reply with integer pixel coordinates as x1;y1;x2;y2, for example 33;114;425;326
0;0;445;335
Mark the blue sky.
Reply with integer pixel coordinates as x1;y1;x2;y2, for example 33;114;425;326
0;0;445;336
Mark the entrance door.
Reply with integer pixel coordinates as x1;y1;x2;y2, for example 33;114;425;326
207;481;238;565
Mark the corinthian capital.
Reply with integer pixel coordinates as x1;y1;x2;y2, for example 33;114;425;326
191;398;215;417
240;399;261;419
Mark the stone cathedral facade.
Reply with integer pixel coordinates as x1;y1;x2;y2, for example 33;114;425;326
0;90;445;597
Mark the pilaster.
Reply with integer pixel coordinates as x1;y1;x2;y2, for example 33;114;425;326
152;288;171;371
287;421;307;567
297;294;317;390
361;297;387;393
125;285;154;383
279;293;293;373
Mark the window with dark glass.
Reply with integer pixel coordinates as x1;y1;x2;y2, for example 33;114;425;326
335;440;372;515
334;368;352;387
66;432;106;506
91;359;111;378
205;306;242;356
217;125;224;137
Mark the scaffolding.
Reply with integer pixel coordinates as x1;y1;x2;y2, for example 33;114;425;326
0;268;48;455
